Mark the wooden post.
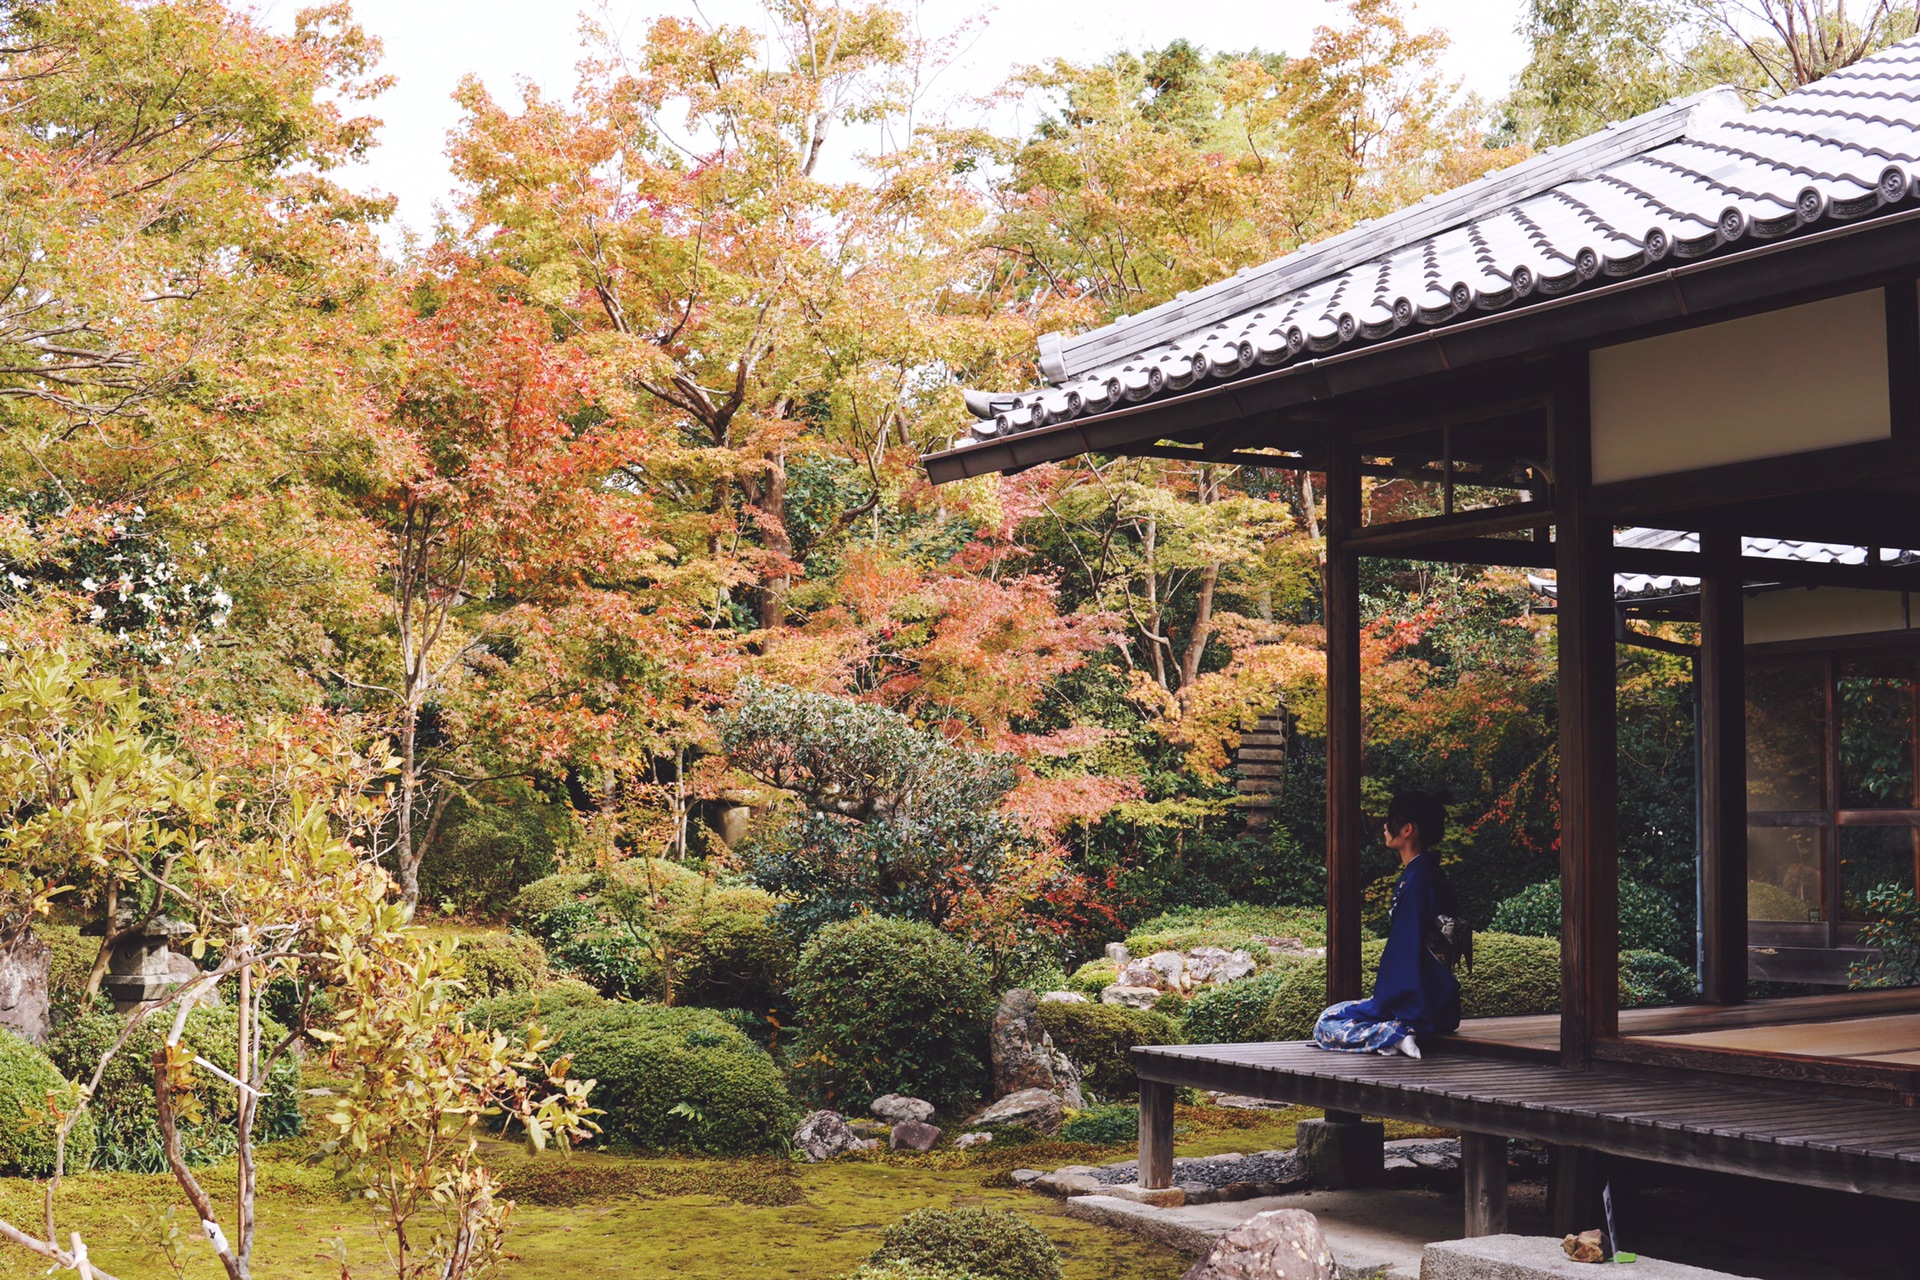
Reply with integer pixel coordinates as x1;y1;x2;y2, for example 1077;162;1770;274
1699;530;1748;1004
1549;1145;1601;1236
1325;434;1365;1006
1553;354;1619;1068
1461;1132;1509;1237
1139;1079;1175;1190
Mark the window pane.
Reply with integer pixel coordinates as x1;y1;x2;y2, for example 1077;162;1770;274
1748;660;1826;811
1838;656;1917;809
1840;825;1916;919
1747;825;1824;921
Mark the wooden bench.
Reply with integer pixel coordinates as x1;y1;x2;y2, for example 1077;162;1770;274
1133;1040;1920;1237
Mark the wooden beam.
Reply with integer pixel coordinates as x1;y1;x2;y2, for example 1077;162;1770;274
1699;531;1748;1005
1554;354;1619;1069
1461;1132;1510;1237
1344;502;1554;554
1138;1078;1175;1190
1326;433;1365;1006
1549;1146;1602;1237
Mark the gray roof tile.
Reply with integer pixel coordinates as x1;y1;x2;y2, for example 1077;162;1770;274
952;39;1920;448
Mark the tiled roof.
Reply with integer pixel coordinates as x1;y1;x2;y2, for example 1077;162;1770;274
948;37;1920;450
1528;528;1920;601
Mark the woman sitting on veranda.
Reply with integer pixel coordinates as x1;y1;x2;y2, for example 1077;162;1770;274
1313;791;1463;1060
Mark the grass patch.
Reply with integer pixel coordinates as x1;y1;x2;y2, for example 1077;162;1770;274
1125;905;1325;956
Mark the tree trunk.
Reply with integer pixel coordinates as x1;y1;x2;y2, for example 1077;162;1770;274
1177;559;1222;691
744;454;792;629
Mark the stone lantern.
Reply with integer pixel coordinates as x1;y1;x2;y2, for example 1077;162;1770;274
83;903;204;1014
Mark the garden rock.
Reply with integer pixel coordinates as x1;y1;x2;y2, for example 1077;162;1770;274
163;952;221;1008
1105;942;1130;963
1117;950;1186;990
0;931;50;1044
989;988;1084;1106
1040;990;1088;1003
890;1120;943;1152
1100;984;1162;1010
870;1093;935;1124
1183;947;1257;986
1179;1208;1335;1280
1009;1167;1044;1186
954;1131;993;1149
970;1085;1066;1134
793;1110;864;1161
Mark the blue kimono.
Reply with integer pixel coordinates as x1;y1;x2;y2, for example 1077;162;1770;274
1314;851;1462;1053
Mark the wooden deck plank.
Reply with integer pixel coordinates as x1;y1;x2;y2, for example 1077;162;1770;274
1133;1040;1920;1195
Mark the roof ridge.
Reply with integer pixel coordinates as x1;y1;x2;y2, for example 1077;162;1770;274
1035;87;1747;383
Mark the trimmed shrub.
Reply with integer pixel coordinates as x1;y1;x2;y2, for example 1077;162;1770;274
870;1207;1064;1280
1180;967;1292;1045
1462;933;1563;1017
511;872;603;926
456;931;550;996
0;1030;93;1175
1064;959;1117;998
1126;904;1325;954
790;916;991;1112
1621;949;1696;1008
1261;940;1389;1041
1034;1001;1183;1100
470;990;794;1154
44;925;98;1002
1750;878;1819;924
48;1006;299;1172
1058;1102;1138;1145
1491;878;1689;960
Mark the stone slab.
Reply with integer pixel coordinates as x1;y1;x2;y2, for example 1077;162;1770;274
1067;1188;1461;1278
1421;1237;1762;1280
1100;1183;1187;1207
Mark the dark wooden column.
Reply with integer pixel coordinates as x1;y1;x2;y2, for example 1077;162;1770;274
1325;433;1365;1005
1553;355;1619;1068
1461;1132;1510;1237
1139;1078;1175;1189
1699;530;1748;1004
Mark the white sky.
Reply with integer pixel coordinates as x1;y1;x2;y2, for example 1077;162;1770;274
279;0;1531;246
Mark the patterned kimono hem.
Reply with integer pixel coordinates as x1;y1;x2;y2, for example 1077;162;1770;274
1313;1000;1413;1054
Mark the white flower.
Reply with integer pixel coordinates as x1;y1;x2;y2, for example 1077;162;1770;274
89;606;105;623
5;572;26;591
81;576;99;592
212;590;232;610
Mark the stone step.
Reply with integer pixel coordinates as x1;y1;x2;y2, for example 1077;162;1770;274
1235;764;1286;778
1237;732;1286;747
1236;747;1287;763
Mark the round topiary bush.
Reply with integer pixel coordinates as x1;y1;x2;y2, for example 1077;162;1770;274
843;1263;987;1280
870;1207;1063;1280
1064;959;1117;998
1461;933;1562;1017
48;1006;301;1172
1621;949;1696;1008
1180;967;1293;1045
1259;939;1389;1041
790;916;992;1112
470;990;795;1155
1032;1000;1182;1099
511;872;604;927
456;932;551;996
1057;1101;1138;1145
0;1030;93;1175
1490;878;1689;959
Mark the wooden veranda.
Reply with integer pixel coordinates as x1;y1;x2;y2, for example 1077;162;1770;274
922;40;1920;1240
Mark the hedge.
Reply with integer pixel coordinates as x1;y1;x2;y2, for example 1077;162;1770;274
790;916;991;1111
0;1030;93;1175
471;988;795;1155
869;1208;1063;1280
1491;878;1690;960
1033;1000;1183;1100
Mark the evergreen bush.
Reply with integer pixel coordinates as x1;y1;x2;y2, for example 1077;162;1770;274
471;990;794;1154
455;931;551;996
790;916;991;1111
1462;934;1563;1016
869;1207;1064;1280
1490;878;1689;959
48;1006;299;1171
842;1263;987;1280
1064;959;1117;998
1057;1102;1138;1145
1180;967;1292;1044
511;872;603;926
1033;1000;1182;1099
1620;949;1696;1008
0;1030;93;1175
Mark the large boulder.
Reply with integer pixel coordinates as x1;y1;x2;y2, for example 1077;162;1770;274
1100;984;1162;1010
0;931;50;1045
871;1093;935;1125
1117;951;1186;991
969;1086;1067;1135
989;989;1084;1107
1184;947;1257;986
1179;1209;1335;1280
793;1110;870;1162
889;1120;943;1152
